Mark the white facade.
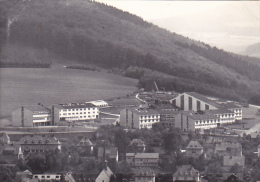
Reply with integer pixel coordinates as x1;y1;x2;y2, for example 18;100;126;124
120;108;160;129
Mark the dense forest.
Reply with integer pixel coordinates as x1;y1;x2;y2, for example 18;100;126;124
1;0;260;103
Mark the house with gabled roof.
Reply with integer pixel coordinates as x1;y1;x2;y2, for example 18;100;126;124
215;142;242;157
17;135;61;155
186;141;203;158
76;138;94;154
173;165;200;182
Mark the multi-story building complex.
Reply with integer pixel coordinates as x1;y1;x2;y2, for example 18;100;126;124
220;102;242;120
17;135;61;155
120;107;160;129
175;111;220;131
173;165;200;182
171;92;242;130
126;153;159;167
185;141;203;158
12;105;51;127
51;103;99;125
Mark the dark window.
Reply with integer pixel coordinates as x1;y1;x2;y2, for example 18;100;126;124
181;95;184;110
197;101;201;111
189;97;192;110
172;99;176;107
205;104;209;110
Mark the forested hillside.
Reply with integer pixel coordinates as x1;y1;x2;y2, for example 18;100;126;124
1;0;260;102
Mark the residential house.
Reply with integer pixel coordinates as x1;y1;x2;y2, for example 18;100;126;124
215;142;242;157
50;103;99;125
126;153;159;167
97;147;118;165
0;132;10;144
172;165;200;182
76;138;94;154
135;168;155;182
120;107;160;129
17;135;61;155
32;174;62;181
12;105;51;127
186;141;203;158
129;139;146;153
95;162;114;182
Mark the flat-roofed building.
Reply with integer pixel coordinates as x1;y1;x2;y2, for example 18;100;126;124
12;105;51;127
50;103;99;125
120;107;160;129
205;109;235;124
220;102;242;121
175;111;220;131
126;153;159;167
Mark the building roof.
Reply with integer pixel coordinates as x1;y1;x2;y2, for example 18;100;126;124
179;111;219;121
135;153;159;159
215;142;242;152
127;107;160;115
185;92;220;108
77;138;93;147
53;103;96;109
0;132;10;144
220;102;241;109
186;141;203;150
22;105;50;113
18;135;60;145
135;168;155;177
129;139;146;147
173;165;199;177
86;100;108;107
206;109;234;115
98;147;118;158
223;156;245;167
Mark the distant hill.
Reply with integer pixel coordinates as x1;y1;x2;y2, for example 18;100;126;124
243;42;260;58
1;0;260;103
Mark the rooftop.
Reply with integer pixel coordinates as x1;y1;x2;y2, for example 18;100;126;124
98;147;118;158
135;153;159;159
185;92;220;108
186;141;203;149
18;135;60;145
77;138;93;146
180;111;219;120
127;107;160;115
129;139;146;147
20;105;50;113
220;102;241;109
205;109;234;115
223;155;245;167
215;142;242;151
53;103;96;109
173;165;199;177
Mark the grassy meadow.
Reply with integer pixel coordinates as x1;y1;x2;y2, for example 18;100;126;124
0;68;138;119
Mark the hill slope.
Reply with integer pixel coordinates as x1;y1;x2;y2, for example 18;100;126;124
1;0;260;102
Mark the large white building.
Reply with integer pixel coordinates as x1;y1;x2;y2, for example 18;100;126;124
12;105;51;127
50;103;99;125
171;92;242;130
120;107;160;129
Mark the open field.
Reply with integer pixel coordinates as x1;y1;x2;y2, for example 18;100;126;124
0;68;138;118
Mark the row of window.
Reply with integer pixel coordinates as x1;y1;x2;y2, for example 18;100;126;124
140;119;159;123
195;120;219;124
61;108;97;112
60;112;96;116
140;115;160;119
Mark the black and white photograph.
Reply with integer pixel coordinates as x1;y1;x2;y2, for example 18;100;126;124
0;0;260;181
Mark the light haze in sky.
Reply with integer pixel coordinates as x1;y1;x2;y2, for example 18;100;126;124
96;1;260;54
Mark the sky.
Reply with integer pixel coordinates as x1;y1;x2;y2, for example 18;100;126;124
96;1;260;54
